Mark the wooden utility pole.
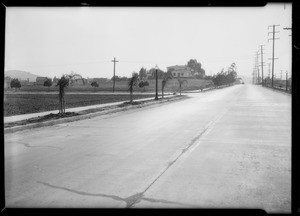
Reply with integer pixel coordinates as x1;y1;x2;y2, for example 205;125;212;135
260;45;265;86
280;70;285;80
256;51;260;84
111;57;119;92
253;57;257;84
268;24;280;88
155;65;158;100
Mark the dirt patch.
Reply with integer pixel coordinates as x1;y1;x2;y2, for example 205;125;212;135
118;101;145;107
4;112;81;128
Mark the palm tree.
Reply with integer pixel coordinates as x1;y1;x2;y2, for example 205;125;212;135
162;74;172;99
128;73;139;103
178;79;187;96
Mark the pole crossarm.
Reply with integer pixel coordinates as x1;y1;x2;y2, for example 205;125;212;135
268;24;280;28
268;38;280;41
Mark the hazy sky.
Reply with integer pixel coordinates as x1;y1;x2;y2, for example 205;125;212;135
5;4;292;79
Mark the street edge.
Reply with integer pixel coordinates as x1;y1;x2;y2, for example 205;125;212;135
4;95;189;134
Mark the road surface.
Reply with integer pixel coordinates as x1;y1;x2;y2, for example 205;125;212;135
4;84;291;212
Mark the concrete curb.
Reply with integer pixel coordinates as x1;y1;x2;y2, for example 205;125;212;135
4;95;189;133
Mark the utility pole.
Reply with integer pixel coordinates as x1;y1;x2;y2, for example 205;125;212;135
252;69;256;84
280;70;285;80
253;56;257;84
259;45;265;86
155;65;159;100
256;51;260;84
268;24;280;88
111;57;119;92
267;63;271;87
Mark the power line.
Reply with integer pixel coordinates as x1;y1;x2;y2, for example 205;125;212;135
268;24;280;88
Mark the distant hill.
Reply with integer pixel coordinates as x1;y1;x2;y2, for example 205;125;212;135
5;70;39;82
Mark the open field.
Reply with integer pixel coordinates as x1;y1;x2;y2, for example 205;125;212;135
4;79;213;93
4;93;155;116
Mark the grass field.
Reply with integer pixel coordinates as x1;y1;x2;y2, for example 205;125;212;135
4;79;213;93
4;93;155;116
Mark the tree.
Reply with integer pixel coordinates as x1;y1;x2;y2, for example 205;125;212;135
204;75;213;80
229;62;237;73
178;79;187;96
56;72;84;114
10;78;21;89
139;67;147;80
128;72;139;103
167;67;175;73
212;64;237;87
162;72;173;99
147;68;165;79
187;59;206;78
111;75;128;81
56;76;69;114
44;78;52;87
138;80;149;91
91;81;99;88
69;72;85;86
195;68;206;79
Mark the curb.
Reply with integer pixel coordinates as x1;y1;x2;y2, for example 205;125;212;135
4;95;188;133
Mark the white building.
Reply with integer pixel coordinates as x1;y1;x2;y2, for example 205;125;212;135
167;65;193;78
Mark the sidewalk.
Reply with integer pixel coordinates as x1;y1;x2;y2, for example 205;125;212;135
4;95;175;124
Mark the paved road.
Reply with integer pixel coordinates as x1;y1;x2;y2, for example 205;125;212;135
4;84;291;212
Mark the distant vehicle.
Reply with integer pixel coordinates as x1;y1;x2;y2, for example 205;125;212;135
242;82;244;84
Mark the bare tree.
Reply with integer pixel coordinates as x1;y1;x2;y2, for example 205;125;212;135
56;72;84;114
128;73;139;103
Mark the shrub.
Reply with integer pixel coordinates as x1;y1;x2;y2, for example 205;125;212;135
44;78;53;87
10;78;21;89
91;81;99;88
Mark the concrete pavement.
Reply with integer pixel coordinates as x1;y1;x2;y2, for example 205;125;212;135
4;84;291;212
